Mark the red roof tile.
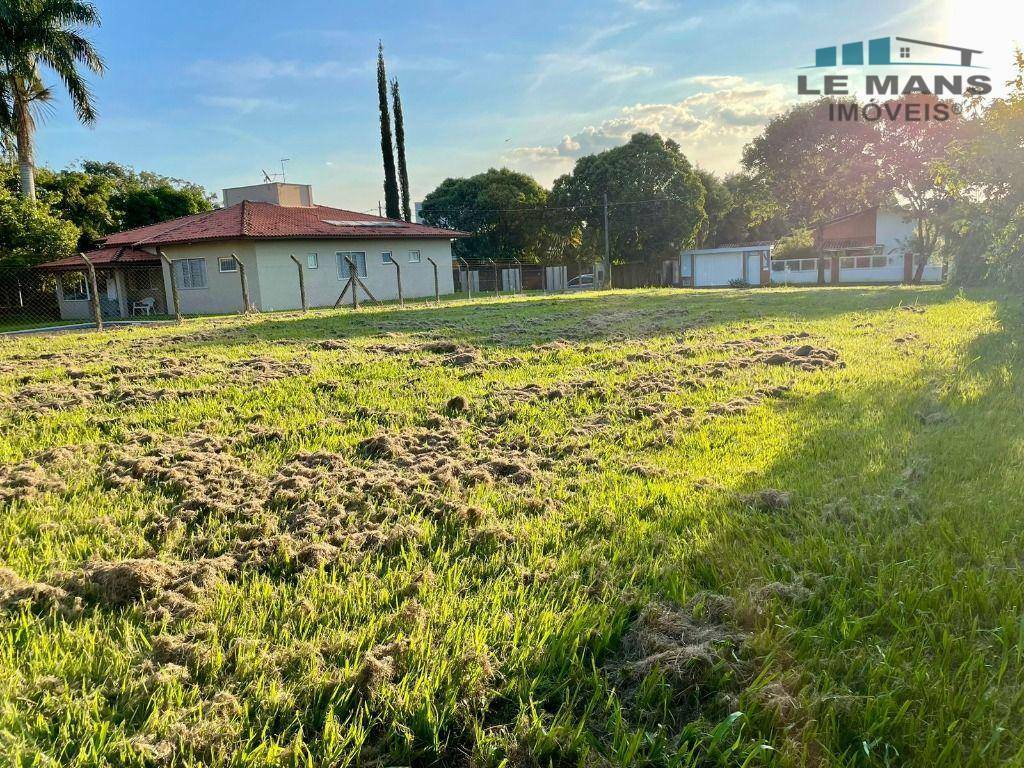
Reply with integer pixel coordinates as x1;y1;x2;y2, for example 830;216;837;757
101;202;466;247
37;246;160;271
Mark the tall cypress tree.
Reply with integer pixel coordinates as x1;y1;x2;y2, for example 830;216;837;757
391;78;412;222
376;42;400;219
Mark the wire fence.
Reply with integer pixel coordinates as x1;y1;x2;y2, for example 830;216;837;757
0;254;603;335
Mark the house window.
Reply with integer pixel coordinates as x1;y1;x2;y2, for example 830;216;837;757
382;251;394;264
307;253;319;269
61;272;90;301
218;256;237;273
337;252;367;279
174;258;208;289
900;46;911;59
408;250;421;263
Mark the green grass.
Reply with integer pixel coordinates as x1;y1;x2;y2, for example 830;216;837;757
1;285;1022;767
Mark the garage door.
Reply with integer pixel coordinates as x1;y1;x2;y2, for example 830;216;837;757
694;253;743;287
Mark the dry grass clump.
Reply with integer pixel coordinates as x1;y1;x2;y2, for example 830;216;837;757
0;446;76;504
757;345;843;371
0;567;81;617
740;488;792;513
227;355;312;383
614;593;749;720
62;555;236;616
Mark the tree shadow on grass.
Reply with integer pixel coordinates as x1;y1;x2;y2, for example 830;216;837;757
670;293;1024;766
446;291;1023;767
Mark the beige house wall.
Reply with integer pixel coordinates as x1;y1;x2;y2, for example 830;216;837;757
158;242;260;315
253;238;455;311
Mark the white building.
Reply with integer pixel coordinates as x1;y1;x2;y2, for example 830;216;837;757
679;207;942;288
38;184;465;320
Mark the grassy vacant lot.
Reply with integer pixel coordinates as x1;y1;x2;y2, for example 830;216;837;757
0;286;1021;767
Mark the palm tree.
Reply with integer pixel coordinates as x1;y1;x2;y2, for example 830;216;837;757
0;0;104;200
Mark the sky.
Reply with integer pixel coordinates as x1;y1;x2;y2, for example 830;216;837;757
32;0;1024;213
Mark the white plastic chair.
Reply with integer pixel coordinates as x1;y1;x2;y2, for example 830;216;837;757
132;297;156;316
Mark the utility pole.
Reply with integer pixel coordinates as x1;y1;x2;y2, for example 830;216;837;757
378;201;383;217
603;192;611;289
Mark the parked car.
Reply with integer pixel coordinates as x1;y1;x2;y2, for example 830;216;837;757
567;274;595;291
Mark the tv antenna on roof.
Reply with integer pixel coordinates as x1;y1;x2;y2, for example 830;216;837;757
260;159;291;184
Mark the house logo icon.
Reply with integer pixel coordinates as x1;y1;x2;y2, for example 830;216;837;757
812;37;983;68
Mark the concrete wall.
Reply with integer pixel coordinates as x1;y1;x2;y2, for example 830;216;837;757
876;210;917;254
223;183;313;207
159;242;260;315
252;238;455;311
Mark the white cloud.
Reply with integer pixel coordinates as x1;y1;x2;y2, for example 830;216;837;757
198;95;291;114
502;76;792;184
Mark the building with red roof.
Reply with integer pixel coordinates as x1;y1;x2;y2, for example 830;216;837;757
37;183;466;320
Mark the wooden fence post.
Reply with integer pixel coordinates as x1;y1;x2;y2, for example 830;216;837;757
232;253;252;313
79;252;102;330
457;257;471;299
289;254;308;311
427;257;440;303
490;259;499;298
157;249;182;322
391;258;404;307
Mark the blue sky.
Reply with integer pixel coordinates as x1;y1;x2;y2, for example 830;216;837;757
34;0;1022;212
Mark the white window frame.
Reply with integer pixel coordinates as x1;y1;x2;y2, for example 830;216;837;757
60;272;90;301
218;256;238;273
337;251;367;280
174;258;208;290
307;253;319;269
408;250;422;264
381;251;394;264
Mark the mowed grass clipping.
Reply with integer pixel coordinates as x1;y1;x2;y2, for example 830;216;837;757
0;285;1022;768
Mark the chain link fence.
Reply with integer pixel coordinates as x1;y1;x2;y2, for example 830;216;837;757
0;254;601;336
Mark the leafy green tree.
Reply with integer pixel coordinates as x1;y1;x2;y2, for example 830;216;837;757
376;43;400;219
874;95;965;282
939;52;1024;287
742;98;883;226
771;228;816;260
0;185;78;266
550;133;706;272
696;169;732;247
34;165;114;249
718;174;789;245
390;78;411;222
112;184;212;231
420;167;548;262
0;0;104;200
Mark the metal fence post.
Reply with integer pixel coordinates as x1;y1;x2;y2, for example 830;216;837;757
289;254;308;312
391;258;404;307
79;252;102;330
232;253;252;313
427;257;440;303
490;259;498;298
156;249;182;322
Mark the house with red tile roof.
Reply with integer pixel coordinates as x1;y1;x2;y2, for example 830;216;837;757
38;183;466;320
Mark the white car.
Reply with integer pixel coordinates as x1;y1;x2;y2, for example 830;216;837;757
567;274;595;291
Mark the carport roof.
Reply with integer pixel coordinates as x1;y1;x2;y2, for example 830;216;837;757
36;246;160;271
